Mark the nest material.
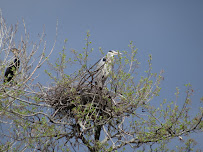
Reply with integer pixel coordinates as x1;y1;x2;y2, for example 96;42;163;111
40;80;117;123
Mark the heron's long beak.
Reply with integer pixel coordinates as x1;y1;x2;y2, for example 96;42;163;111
115;52;122;55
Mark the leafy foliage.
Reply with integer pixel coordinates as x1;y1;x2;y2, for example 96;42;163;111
0;14;202;152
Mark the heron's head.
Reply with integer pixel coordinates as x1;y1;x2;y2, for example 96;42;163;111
107;50;122;58
11;48;20;57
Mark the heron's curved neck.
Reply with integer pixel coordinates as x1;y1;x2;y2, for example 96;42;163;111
106;54;113;60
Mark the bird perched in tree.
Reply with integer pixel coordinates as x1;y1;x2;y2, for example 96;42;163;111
4;48;20;83
94;50;121;89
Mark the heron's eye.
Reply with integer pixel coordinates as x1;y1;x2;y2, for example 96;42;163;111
108;50;113;53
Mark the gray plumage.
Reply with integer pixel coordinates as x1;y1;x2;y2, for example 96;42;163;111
94;50;121;88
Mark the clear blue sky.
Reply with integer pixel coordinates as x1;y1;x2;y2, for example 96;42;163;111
1;0;203;150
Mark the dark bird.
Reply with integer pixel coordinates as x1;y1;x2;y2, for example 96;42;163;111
4;48;20;83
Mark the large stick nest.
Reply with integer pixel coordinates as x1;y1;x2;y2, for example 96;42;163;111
39;68;125;126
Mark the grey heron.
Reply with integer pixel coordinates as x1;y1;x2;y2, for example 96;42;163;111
94;50;121;89
4;48;20;83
